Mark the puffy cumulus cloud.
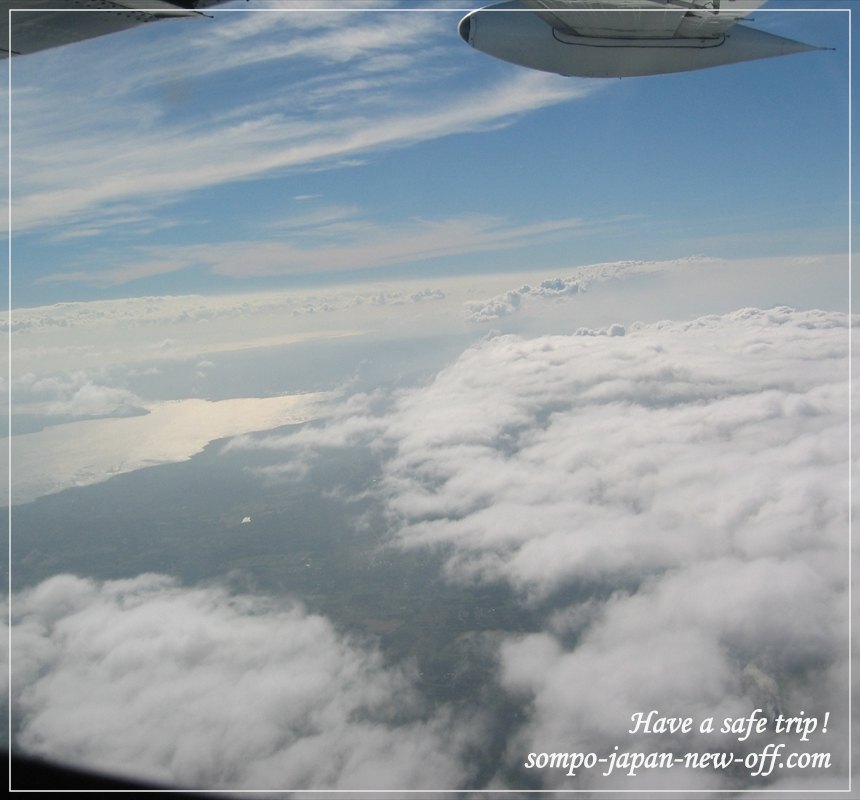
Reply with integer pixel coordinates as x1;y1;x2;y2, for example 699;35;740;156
410;288;446;303
466;287;529;322
462;257;712;322
238;306;851;791
11;574;479;790
465;277;587;321
406;312;838;552
331;309;846;598
409;308;849;791
225;390;390;479
499;555;848;791
575;322;625;337
12;370;145;418
238;306;849;597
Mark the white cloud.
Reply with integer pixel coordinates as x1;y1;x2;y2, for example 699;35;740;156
39;213;604;286
381;307;849;598
11;370;144;418
464;274;593;322
11;573;479;789
464;256;716;322
234;305;852;791
466;287;528;322
2;270;555;385
410;288;446;303
498;552;849;790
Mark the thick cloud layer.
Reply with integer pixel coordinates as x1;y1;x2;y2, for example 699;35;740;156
11;308;850;792
239;306;851;791
255;308;847;594
11;574;477;790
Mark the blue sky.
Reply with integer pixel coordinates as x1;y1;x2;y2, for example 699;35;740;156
7;1;851;307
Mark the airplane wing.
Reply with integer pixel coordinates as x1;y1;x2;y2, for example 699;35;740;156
0;1;216;58
520;0;767;40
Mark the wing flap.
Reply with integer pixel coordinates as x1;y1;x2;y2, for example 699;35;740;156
520;0;767;40
522;1;686;39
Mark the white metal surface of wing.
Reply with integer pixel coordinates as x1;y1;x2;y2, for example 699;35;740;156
520;0;767;40
0;1;214;58
460;0;822;77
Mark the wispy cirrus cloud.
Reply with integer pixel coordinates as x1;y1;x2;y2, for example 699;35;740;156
10;8;599;237
38;212;614;286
